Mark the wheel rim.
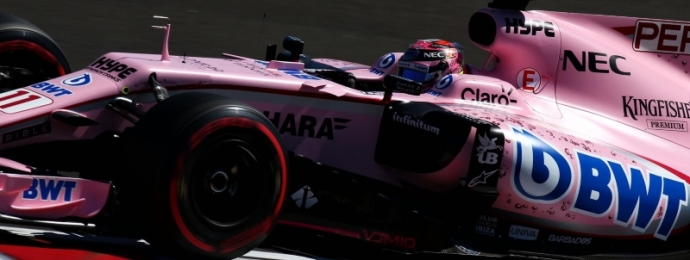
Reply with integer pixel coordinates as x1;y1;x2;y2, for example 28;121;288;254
189;139;268;229
0;40;66;78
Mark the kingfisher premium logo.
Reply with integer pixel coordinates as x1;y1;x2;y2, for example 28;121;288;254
647;119;688;132
622;96;690;121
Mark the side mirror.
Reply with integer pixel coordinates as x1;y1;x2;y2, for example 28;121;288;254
265;44;277;61
282;36;304;61
382;75;422;102
148;73;169;103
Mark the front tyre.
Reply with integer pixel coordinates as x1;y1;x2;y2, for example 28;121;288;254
125;92;288;259
0;11;71;89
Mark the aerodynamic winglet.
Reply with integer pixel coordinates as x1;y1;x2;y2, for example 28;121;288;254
151;15;171;61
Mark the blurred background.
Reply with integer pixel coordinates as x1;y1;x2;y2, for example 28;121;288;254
3;0;690;70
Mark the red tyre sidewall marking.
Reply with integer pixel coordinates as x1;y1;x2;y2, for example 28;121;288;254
170;117;288;253
0;40;66;75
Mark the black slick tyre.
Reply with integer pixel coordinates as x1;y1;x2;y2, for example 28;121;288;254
124;91;289;259
0;11;71;87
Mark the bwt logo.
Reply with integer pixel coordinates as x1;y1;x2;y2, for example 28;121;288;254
22;178;77;202
30;82;72;97
511;127;688;240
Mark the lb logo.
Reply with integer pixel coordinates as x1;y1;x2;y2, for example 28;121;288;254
62;73;92;87
378;53;396;69
435;74;453;90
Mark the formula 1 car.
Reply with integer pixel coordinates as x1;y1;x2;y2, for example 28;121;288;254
0;0;690;259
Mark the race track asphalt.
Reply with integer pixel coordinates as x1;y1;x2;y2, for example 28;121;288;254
0;0;689;259
3;0;690;70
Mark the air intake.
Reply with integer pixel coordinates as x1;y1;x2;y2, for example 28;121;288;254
468;12;497;47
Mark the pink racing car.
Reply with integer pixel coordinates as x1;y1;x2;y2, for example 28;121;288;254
0;0;689;259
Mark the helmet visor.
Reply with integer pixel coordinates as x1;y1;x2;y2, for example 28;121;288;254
398;61;436;83
400;68;429;82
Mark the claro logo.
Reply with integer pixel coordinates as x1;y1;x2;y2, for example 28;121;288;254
461;87;517;106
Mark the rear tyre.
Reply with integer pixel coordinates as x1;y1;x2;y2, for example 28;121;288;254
124;92;289;259
0;11;70;89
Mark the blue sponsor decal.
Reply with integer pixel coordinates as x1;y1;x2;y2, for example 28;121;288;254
281;70;320;80
62;73;92;87
378;53;396;69
30;82;72;97
435;74;453;90
511;128;687;240
404;49;420;58
22;178;77;202
369;67;385;76
427;89;443;97
245;61;318;79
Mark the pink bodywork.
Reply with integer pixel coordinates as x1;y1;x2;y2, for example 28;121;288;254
0;8;686;241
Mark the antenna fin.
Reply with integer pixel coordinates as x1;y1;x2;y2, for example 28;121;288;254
253;13;267;69
152;15;171;61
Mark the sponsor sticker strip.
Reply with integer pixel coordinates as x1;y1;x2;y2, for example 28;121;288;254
2;121;51;144
0;89;53;114
509;225;539;241
262;111;350;140
633;20;690;55
510;127;687;241
623;96;690;121
505;18;556;37
22;178;77;202
88;56;137;82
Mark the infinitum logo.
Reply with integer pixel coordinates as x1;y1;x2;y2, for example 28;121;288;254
392;112;440;135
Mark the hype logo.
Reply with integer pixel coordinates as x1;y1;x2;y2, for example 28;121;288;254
511;127;688;240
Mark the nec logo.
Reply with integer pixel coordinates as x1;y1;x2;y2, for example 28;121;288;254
562;50;631;76
423;52;444;58
505;18;555;37
263;111;350;140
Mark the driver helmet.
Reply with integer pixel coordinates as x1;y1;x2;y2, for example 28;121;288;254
397;39;465;89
